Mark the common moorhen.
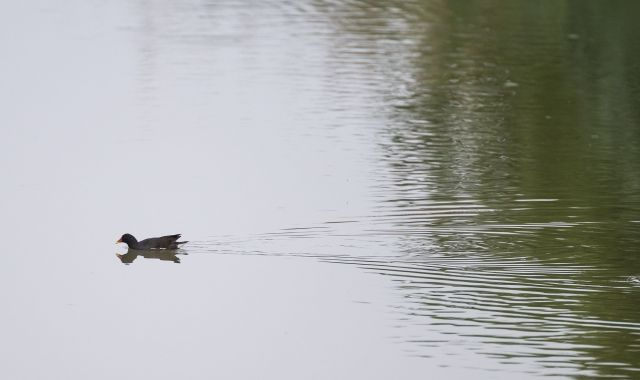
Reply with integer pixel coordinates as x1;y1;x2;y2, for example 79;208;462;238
116;233;188;250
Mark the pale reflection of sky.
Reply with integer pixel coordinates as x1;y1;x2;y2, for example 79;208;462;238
0;1;430;379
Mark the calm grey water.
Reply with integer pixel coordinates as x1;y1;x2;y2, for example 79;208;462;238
1;1;639;379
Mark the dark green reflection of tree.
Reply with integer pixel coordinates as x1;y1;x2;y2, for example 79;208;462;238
323;0;640;377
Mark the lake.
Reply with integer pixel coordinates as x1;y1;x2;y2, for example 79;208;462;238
1;0;639;379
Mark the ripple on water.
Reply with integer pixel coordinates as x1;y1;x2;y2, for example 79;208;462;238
186;193;640;377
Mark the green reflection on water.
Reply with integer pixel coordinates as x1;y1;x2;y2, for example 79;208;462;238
326;0;640;377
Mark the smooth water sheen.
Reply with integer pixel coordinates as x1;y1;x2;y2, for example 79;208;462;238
1;1;639;379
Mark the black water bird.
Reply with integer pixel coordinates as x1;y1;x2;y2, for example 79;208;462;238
116;233;188;250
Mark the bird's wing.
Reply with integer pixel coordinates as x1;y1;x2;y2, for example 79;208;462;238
162;234;181;242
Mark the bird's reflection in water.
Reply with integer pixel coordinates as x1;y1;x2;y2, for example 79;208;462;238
116;249;182;264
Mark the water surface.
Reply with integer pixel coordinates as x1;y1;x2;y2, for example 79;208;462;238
1;0;639;379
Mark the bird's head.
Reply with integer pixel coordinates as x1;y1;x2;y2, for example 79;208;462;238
116;233;137;246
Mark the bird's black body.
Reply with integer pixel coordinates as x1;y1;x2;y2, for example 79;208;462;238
117;233;188;250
